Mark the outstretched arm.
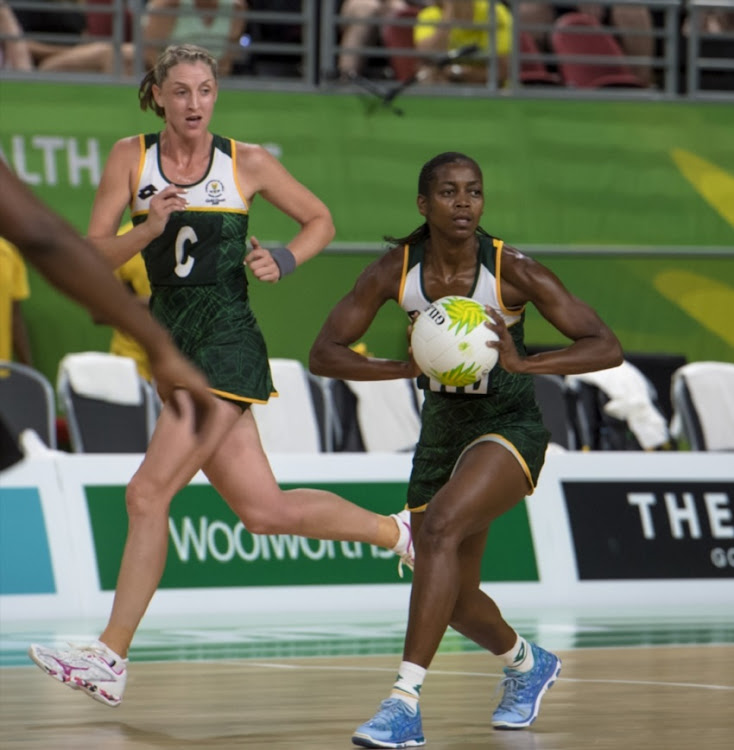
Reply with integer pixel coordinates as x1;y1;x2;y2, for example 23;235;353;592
0;161;212;406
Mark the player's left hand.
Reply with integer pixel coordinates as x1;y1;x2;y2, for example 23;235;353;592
244;236;281;283
484;307;525;373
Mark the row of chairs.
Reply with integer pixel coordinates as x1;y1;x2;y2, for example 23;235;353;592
535;361;734;452
1;355;733;457
0;354;422;455
384;10;647;89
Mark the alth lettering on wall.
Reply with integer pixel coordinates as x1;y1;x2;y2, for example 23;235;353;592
563;481;734;579
0;135;102;187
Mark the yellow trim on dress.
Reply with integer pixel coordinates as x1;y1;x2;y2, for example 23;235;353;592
131;134;147;212
452;432;536;493
230;138;250;212
493;238;526;323
208;388;277;405
397;243;410;305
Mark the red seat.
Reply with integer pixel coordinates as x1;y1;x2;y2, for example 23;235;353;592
381;7;420;82
519;31;562;86
85;0;133;42
550;12;645;88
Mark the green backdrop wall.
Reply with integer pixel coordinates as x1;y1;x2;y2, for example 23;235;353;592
1;81;732;387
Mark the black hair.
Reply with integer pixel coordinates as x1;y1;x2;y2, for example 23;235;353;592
384;152;487;247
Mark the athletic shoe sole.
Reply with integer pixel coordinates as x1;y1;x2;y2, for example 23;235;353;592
352;732;426;748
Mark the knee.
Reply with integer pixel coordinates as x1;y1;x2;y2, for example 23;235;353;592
125;474;169;520
414;513;461;557
235;493;291;536
240;512;277;536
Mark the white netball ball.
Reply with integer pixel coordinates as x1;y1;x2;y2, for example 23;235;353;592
411;296;499;387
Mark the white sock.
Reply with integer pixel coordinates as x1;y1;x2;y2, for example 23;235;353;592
94;640;127;666
499;635;534;673
390;512;411;555
390;661;426;710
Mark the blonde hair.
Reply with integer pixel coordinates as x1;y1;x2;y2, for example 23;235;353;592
138;44;219;119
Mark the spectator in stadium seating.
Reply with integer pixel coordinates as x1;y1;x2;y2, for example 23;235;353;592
38;0;246;76
13;0;87;67
336;0;412;79
0;0;33;70
84;0;134;42
682;3;734;35
140;0;246;75
243;0;305;78
413;0;513;85
309;151;623;746
680;2;734;91
0;237;33;366
518;3;654;86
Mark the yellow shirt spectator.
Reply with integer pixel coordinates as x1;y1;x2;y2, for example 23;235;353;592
0;237;31;363
108;223;153;381
414;1;513;59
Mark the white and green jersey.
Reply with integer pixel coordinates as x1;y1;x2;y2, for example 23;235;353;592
398;233;527;397
130;133;274;404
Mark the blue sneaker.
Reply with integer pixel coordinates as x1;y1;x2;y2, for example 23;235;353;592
352;697;425;748
492;643;561;730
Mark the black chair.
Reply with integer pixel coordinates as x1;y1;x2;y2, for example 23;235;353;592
57;353;157;453
532;374;580;450
570;371;669;451
0;360;57;449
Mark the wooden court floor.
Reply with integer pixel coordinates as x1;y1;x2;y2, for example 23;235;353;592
1;645;732;750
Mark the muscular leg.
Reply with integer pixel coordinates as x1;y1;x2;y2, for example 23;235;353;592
403;442;529;667
448;527;517;654
203;408;400;548
100;392;242;656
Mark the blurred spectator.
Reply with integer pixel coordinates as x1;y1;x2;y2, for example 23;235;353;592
413;0;513;84
337;0;411;79
13;0;86;67
142;0;246;75
84;0;134;42
683;4;734;35
90;223;153;382
0;237;33;366
109;253;153;382
681;3;734;92
244;0;304;77
0;0;33;70
518;3;654;86
38;0;246;76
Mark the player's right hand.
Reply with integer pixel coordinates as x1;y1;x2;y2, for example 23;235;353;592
146;185;188;236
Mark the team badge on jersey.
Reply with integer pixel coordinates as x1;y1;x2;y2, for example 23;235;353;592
205;180;225;205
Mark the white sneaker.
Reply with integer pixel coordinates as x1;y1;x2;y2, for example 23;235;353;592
28;641;128;706
391;509;415;578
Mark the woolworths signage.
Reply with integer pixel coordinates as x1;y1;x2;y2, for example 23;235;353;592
85;483;538;589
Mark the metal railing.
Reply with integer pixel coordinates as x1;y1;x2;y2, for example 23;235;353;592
1;0;732;100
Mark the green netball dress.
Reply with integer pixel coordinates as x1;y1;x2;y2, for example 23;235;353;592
130;133;274;404
398;234;550;510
